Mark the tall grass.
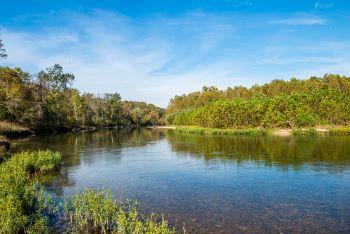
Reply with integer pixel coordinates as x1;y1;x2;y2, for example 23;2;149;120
0;121;33;138
175;126;268;136
328;127;350;136
292;128;317;136
293;127;350;136
63;189;174;234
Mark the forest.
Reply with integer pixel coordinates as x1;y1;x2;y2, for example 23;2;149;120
166;75;350;128
0;65;165;132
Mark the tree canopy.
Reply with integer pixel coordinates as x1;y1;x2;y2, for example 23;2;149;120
0;65;165;130
166;75;350;128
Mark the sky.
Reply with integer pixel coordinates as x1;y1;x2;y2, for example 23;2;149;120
1;0;350;107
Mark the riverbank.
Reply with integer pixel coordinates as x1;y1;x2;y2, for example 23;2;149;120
164;126;350;136
0;121;33;138
0;150;174;233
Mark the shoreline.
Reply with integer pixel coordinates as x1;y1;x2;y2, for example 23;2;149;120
160;126;350;136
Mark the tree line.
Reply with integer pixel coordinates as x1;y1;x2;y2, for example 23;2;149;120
0;65;165;131
166;75;350;128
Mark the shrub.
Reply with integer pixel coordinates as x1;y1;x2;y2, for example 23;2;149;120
0;150;61;233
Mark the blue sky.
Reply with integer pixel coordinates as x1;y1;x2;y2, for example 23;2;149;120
1;0;350;107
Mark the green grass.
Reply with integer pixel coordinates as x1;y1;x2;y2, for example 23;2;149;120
292;128;318;136
0;150;61;233
64;189;174;234
0;150;175;233
292;127;350;136
176;126;350;137
0;121;33;138
328;127;350;136
175;126;269;136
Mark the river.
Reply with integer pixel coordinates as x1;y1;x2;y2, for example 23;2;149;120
12;128;350;233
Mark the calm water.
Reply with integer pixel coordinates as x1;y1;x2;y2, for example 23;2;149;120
12;129;350;233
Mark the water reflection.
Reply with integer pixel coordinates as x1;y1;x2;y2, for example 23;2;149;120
10;129;350;233
166;131;350;172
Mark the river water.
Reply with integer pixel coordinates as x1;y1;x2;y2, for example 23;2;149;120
12;129;350;233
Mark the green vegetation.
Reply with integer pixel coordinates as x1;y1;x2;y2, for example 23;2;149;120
0;150;174;233
0;65;165;133
175;126;268;135
166;75;350;129
328;127;350;136
0;120;32;138
0;150;61;233
64;189;174;233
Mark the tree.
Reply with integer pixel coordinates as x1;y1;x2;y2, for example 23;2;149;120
37;64;75;92
0;29;7;59
105;93;121;126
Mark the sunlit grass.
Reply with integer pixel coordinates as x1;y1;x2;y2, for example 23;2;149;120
175;126;269;136
63;189;174;233
0;150;61;233
0;121;32;138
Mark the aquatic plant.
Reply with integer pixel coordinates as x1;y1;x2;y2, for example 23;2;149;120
63;189;174;234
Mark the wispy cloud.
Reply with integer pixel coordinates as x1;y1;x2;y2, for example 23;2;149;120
1;10;349;107
314;1;334;9
270;17;326;25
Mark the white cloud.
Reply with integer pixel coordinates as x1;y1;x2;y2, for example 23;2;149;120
270;17;326;25
1;10;349;107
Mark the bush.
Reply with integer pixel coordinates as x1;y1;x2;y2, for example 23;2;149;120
0;150;61;233
295;112;316;127
170;89;350;129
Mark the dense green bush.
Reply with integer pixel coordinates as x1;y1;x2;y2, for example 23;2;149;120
171;87;350;128
0;150;61;233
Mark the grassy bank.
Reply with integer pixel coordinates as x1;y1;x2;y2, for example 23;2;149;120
174;126;268;135
0;150;174;233
173;126;350;136
0;121;33;138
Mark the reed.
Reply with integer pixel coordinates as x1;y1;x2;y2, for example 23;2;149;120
63;189;175;234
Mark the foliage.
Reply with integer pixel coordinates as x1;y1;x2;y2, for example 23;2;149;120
328;127;350;136
63;189;174;234
292;128;317;136
175;126;268;136
0;150;61;233
167;75;350;128
0;65;165;130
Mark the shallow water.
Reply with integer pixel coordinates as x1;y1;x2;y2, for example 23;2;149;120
12;129;350;233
